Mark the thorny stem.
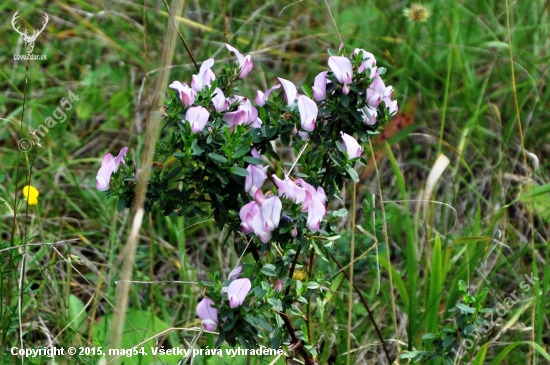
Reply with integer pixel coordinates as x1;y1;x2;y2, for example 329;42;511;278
306;249;314;344
328;251;393;364
278;311;315;365
252;243;314;365
285;244;302;297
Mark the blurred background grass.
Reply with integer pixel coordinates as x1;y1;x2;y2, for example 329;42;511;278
0;0;549;364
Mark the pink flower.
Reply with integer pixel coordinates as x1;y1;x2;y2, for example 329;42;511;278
328;56;353;94
353;48;377;75
384;98;398;116
245;164;267;197
341;132;362;159
239;201;259;234
296;179;327;232
227;278;251;308
223;98;261;129
361;107;377;125
184;106;210;133
196;297;218;331
312;71;328;101
168;81;196;108
305;193;326;232
370;73;393;100
240;195;282;243
251;147;262;160
251;211;272;243
297;95;318;132
228;266;243;280
260;196;282;231
274;279;283;292
272;175;306;204
226;44;253;79
365;88;382;109
191;58;215;92
278;77;298;106
255;84;281;106
212;87;228;112
96;147;128;191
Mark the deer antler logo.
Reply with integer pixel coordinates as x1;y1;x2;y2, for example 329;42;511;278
11;11;49;54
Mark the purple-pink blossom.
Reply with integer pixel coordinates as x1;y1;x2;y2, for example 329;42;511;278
255;84;281;106
96;147;128;191
196;297;218;331
305;193;326;232
272;175;306;204
184;106;210;133
223;98;261;129
239;195;282;243
212;87;228;112
341;132;362;159
260;196;282;232
353;48;377;75
384;98;398;116
328;56;353;95
312;71;328;101
297;95;318;132
168;81;196;108
191;58;215;92
228;265;243;280
245;164;267;197
227;278;252;308
278;77;298;106
240;201;260;234
226;44;253;78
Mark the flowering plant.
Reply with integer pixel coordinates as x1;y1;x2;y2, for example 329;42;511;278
97;44;397;363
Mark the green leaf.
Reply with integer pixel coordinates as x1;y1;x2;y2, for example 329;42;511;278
426;234;443;345
68;294;87;333
332;208;348;217
117;197;126;212
316;297;325;323
306;281;319;290
345;164;359;182
459;279;467;293
456;302;476;314
260;264;278;277
301;84;313;99
422;333;437;340
233;146;251;159
399;351;424;359
230;166;249;177
243;156;264;165
208;152;228;164
267;298;283;312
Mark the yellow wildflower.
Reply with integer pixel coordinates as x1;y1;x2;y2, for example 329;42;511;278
292;270;307;281
22;185;39;205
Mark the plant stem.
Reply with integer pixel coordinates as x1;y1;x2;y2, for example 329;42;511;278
285;244;302;296
252;242;314;364
328;251;393;364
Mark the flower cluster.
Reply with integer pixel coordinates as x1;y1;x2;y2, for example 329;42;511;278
167;44;260;134
196;266;252;331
